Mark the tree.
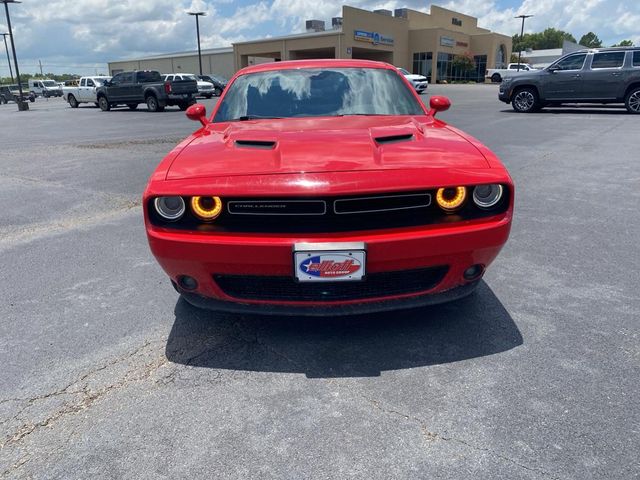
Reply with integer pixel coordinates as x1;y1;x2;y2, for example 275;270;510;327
451;53;476;80
512;28;576;52
611;40;634;47
579;32;602;48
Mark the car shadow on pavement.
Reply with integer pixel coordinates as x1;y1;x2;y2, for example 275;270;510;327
165;281;522;378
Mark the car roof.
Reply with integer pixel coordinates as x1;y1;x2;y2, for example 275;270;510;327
574;46;639;54
237;59;396;75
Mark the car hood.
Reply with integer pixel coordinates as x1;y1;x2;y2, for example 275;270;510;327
166;116;490;180
405;74;428;82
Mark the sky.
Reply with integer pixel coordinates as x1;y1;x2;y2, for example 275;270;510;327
0;0;638;76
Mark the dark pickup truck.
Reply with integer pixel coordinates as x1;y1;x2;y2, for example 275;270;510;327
96;70;198;112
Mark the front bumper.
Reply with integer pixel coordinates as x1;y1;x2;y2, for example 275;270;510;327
146;214;511;313
498;85;511;103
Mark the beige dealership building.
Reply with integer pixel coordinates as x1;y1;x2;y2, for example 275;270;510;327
109;4;512;83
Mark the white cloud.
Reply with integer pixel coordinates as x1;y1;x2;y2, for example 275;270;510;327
0;0;638;76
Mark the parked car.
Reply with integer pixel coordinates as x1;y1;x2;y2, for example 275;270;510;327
197;74;227;96
499;47;640;113
96;70;198;112
164;73;214;98
28;79;63;97
63;76;111;108
143;59;513;315
486;63;537;83
0;84;36;103
397;67;428;93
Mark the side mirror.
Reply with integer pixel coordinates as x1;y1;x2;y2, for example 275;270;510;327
428;96;451;117
547;66;559;73
186;103;209;127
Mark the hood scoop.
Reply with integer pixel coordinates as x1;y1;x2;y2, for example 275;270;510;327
234;139;277;150
374;133;415;145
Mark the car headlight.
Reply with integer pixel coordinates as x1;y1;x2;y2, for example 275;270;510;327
436;187;467;212
191;196;222;221
473;184;503;209
154;196;186;221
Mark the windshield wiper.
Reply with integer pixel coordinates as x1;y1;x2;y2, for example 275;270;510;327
235;115;284;121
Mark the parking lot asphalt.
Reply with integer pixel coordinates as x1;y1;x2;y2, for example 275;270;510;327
1;87;638;479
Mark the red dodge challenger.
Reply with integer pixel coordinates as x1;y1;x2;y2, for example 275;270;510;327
143;59;513;315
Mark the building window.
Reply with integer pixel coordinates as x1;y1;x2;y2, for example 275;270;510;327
474;55;487;83
496;45;506;69
412;52;433;82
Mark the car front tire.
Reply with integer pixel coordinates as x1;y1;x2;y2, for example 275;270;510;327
512;87;540;113
98;96;110;111
625;87;640;114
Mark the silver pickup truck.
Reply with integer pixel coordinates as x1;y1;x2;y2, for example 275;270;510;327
63;76;111;108
499;47;640;113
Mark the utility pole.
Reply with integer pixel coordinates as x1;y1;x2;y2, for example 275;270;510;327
514;14;533;72
38;59;43;76
2;0;28;110
187;11;206;75
1;32;13;82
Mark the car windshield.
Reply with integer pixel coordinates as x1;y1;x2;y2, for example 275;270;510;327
398;68;410;75
43;80;58;87
182;74;197;80
213;67;424;122
93;78;108;86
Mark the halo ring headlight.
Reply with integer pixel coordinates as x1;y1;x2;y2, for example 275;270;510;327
191;196;223;221
154;196;185;221
473;184;503;209
436;186;467;212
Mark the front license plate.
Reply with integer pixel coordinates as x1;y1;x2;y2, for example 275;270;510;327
294;250;366;282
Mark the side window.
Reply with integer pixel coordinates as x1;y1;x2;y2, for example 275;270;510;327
80;79;86;87
633;51;640;67
86;79;95;87
553;54;587;71
591;52;625;69
122;72;134;83
111;73;123;84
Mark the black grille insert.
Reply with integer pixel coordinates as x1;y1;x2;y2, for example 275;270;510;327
214;266;448;302
334;193;431;214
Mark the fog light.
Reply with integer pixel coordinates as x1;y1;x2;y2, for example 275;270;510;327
178;275;198;290
463;264;484;281
436;186;466;212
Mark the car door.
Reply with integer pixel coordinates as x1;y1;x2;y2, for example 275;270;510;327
542;53;588;100
108;73;126;101
582;51;627;100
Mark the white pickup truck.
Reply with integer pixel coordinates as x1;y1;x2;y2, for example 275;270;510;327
62;76;111;108
486;63;538;83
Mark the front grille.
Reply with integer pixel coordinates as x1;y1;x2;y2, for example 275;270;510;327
214;266;448;302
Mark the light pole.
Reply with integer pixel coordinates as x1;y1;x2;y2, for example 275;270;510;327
187;11;206;75
514;14;533;72
2;0;27;110
1;32;13;82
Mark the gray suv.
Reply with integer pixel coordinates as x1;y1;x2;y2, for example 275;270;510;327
499;47;640;113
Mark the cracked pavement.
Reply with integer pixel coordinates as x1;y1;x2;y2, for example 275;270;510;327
1;90;638;479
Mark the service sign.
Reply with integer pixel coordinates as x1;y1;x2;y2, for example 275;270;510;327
354;30;394;46
295;251;366;282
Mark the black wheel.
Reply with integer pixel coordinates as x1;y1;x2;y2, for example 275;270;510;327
625;87;640;114
491;73;502;83
29;96;35;103
146;95;164;112
94;102;99;107
214;87;222;97
98;96;110;111
0;96;6;104
127;103;138;110
68;94;79;108
512;87;540;113
204;94;212;99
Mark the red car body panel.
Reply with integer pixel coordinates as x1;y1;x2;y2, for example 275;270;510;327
143;59;514;314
